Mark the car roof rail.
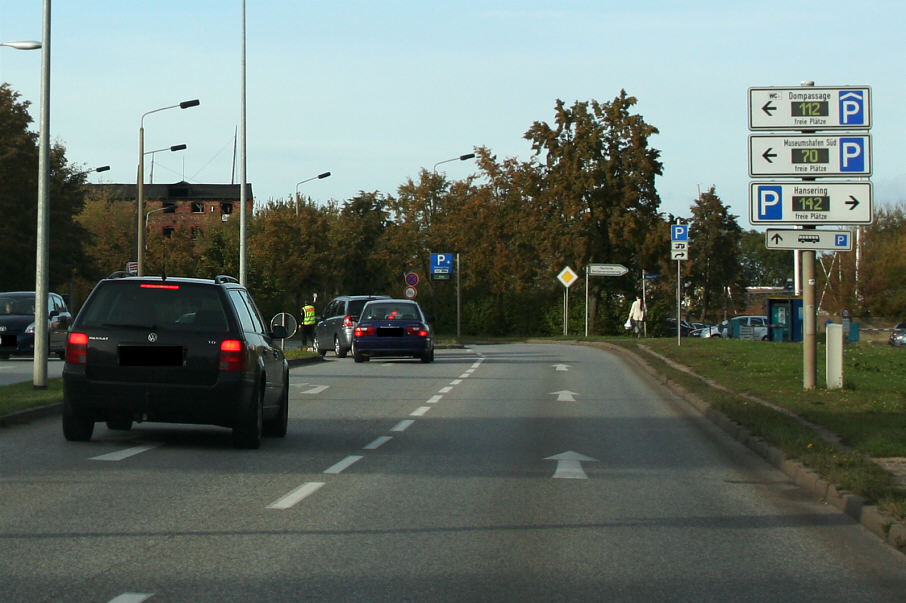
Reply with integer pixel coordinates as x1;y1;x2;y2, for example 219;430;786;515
106;271;132;279
214;274;239;285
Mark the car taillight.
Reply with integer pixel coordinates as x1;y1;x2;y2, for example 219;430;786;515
343;315;355;328
406;326;429;337
66;332;89;365
354;326;375;337
219;339;246;372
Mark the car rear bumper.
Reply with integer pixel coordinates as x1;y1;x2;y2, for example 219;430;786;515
62;368;255;428
354;338;432;357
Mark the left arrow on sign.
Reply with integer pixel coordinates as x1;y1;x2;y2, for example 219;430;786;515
545;451;598;479
761;148;777;163
762;101;776;116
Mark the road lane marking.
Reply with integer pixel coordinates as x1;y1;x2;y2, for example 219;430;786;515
450;379;462;385
364;436;392;450
458;373;471;379
391;420;415;432
550;390;579;402
324;455;364;474
90;444;161;462
108;594;154;603
410;406;431;417
267;482;325;509
427;395;442;404
545;451;598;479
438;386;452;393
292;383;329;394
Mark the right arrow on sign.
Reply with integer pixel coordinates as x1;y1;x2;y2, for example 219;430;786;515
847;196;860;210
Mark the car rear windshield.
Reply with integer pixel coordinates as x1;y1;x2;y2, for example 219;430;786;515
362;303;421;321
78;282;229;331
0;295;36;316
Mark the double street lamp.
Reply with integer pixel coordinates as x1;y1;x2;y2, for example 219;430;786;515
137;99;199;276
294;171;331;215
146;144;186;184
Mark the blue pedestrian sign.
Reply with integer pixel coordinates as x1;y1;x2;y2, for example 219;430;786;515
430;253;454;281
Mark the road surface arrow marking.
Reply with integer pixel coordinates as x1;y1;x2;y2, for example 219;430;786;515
545;451;598;479
550;390;579;402
553;364;570;372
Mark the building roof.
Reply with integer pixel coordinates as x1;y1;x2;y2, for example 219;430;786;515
88;181;253;201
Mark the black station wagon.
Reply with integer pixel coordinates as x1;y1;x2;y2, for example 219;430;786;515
62;274;289;448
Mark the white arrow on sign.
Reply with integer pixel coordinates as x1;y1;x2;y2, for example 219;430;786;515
586;263;629;277
545;451;598;479
550;390;578;402
552;364;570;372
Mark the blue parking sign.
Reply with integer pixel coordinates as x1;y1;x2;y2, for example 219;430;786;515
670;225;688;242
431;253;454;280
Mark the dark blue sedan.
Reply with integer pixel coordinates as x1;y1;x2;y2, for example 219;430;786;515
0;291;72;359
351;299;434;363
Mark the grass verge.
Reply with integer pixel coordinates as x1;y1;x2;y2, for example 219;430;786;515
0;378;63;417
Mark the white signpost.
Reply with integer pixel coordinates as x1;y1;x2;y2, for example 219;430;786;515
584;264;628;336
749;181;872;225
764;229;853;251
748;134;871;177
748;86;871;131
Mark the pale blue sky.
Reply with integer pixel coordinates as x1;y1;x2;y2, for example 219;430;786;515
2;1;904;224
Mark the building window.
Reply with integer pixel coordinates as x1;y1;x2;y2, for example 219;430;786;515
163;202;177;214
221;202;233;214
191;202;204;213
162;227;174;238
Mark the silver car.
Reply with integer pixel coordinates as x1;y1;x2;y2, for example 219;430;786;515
313;295;389;358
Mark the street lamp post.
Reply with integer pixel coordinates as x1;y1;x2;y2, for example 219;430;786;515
294;171;331;215
137;99;199;276
146;144;186;184
433;152;475;173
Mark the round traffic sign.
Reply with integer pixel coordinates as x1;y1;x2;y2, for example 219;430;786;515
405;272;419;286
404;286;417;299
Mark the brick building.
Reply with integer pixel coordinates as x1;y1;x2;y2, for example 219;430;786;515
88;181;254;239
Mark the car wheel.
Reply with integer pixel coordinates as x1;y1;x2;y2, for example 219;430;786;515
334;336;348;359
421;348;434;363
62;394;94;442
352;343;368;363
233;383;263;449
263;371;289;438
313;335;327;357
106;419;133;431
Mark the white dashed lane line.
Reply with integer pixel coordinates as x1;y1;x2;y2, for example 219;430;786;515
391;420;415;432
363;436;393;450
324;455;364;474
267;482;325;510
89;444;162;462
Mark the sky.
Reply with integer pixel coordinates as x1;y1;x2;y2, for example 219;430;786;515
2;1;904;226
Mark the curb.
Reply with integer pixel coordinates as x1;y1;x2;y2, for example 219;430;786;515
592;340;906;556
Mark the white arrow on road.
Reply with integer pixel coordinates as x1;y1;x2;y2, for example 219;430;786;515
550;390;579;402
552;364;570;372
544;451;598;479
294;383;329;395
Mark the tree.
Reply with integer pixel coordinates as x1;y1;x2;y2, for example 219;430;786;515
522;91;664;333
0;83;88;293
686;187;745;321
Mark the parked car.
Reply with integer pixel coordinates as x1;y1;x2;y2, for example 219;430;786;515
723;315;770;340
0;291;72;359
693;324;723;338
889;321;906;347
351;299;434;363
664;318;695;337
314;295;389;358
62;273;289;449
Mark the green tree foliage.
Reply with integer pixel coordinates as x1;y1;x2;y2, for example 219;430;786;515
0;83;88;294
686;187;745;321
522;91;664;333
849;205;906;317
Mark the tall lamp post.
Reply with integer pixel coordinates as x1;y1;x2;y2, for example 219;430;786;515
137;99;199;276
2;7;50;388
295;171;331;215
432;153;474;340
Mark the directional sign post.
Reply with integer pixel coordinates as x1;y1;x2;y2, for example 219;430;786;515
557;266;578;336
750;181;872;225
584;263;629;336
670;222;689;346
765;229;853;251
749;86;871;131
749;134;871;177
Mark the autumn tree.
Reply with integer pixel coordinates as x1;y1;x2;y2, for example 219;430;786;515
686;187;745;321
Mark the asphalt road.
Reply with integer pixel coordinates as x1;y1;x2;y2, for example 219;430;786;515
2;343;905;601
0;356;64;386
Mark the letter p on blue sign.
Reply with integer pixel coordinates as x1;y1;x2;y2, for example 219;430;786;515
839;90;865;126
757;185;783;220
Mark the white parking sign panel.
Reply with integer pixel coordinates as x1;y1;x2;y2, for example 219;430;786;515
749;182;872;225
749;86;871;131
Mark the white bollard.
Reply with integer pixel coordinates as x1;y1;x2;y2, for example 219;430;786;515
826;323;844;389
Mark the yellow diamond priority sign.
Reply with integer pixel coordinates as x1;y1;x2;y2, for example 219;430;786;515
557;266;579;288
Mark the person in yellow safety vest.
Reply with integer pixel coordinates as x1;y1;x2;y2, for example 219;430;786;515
301;301;317;351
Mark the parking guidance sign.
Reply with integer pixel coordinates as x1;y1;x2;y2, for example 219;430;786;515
749;86;871;131
748;134;871;177
750;181;872;225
